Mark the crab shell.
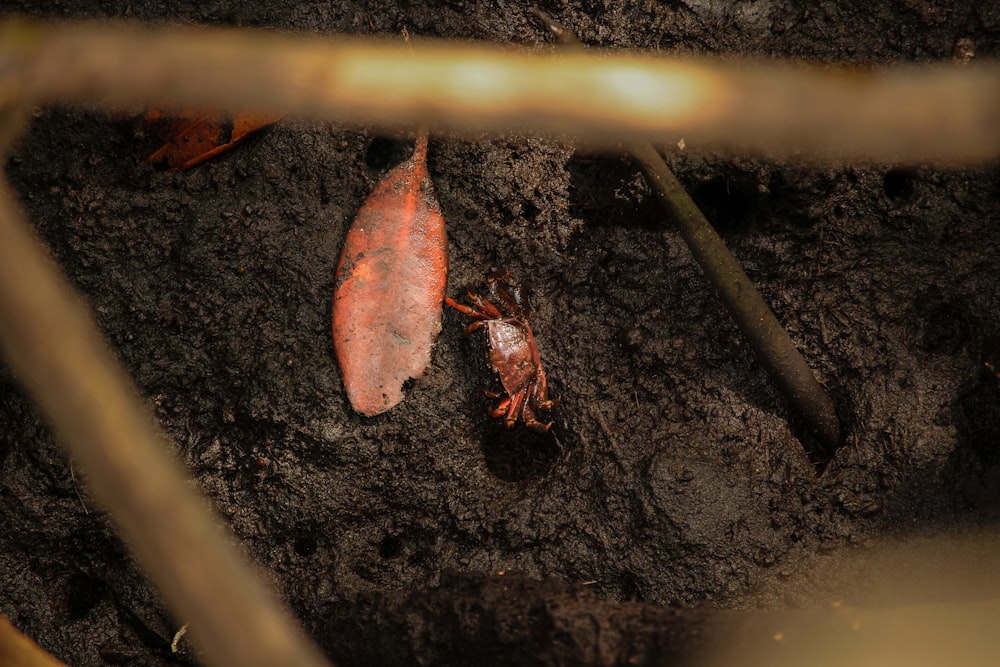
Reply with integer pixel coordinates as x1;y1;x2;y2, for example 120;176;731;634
484;317;552;431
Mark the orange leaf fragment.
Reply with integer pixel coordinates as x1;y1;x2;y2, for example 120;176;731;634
144;108;284;171
332;131;448;416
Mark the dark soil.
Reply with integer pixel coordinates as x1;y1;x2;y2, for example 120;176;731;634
2;1;1000;665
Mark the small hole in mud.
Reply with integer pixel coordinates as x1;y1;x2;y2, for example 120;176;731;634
521;200;541;222
618;571;646;602
294;533;318;557
922;303;969;355
66;572;106;620
791;404;846;474
883;168;916;201
957;381;1000;464
482;424;559;482
365;136;409;170
983;334;1000;382
804;422;845;473
566;154;661;229
691;177;750;233
378;534;403;559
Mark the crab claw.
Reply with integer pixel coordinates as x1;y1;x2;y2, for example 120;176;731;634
521;392;553;433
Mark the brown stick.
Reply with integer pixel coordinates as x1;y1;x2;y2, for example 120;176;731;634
0;183;332;666
628;141;841;458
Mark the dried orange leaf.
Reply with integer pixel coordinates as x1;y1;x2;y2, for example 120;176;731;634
144;108;284;171
332;131;448;416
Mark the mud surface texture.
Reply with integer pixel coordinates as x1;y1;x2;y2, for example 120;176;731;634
3;1;1000;665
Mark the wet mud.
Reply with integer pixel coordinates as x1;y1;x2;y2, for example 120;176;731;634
2;1;1000;664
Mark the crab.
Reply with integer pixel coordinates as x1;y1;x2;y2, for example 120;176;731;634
446;270;555;432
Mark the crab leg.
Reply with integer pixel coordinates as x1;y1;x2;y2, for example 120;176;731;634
532;368;555;411
468;292;504;319
490;280;521;316
520;399;552;433
444;297;482;318
445;295;503;336
523;372;554;432
490;395;511;419
503;388;527;429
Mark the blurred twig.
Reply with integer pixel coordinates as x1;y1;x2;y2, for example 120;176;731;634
0;617;69;667
326;569;1000;667
0;150;331;667
0;18;998;162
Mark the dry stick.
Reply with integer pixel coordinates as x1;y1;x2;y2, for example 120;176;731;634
532;8;841;458
0;176;332;667
2;19;1000;163
628;142;841;457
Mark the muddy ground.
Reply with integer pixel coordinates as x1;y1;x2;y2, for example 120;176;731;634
2;1;1000;665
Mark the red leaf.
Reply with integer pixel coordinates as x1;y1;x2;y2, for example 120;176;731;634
332;131;448;416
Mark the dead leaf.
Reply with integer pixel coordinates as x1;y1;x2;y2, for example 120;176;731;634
332;130;448;416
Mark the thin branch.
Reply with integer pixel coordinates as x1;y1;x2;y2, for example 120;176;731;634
0;180;332;667
628;141;841;458
0;19;998;162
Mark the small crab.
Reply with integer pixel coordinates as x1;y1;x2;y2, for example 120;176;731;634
446;270;555;432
